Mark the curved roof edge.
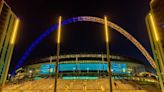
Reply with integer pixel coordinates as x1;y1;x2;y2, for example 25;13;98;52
27;54;144;65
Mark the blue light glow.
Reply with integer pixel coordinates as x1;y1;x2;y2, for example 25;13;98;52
13;18;76;75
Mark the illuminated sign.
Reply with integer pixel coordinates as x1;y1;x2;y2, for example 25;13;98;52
111;63;127;74
40;64;55;74
40;63;127;74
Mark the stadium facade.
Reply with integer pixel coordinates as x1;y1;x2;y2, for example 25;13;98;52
16;54;146;78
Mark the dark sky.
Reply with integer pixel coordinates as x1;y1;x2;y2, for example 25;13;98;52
5;0;153;73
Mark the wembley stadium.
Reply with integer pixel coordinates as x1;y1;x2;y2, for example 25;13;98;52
4;54;161;92
15;54;146;79
3;15;162;91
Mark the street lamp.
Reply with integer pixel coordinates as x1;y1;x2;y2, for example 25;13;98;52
104;16;113;92
49;56;52;77
0;18;20;91
8;74;11;81
147;13;164;92
73;67;76;79
29;70;33;77
149;13;159;42
87;67;89;74
29;70;32;74
87;67;89;80
54;16;62;92
10;19;20;44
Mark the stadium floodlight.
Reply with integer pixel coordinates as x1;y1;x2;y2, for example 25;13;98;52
149;13;159;42
57;16;62;44
10;18;20;44
104;16;109;43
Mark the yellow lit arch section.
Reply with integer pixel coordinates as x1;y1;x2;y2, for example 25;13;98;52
77;16;156;68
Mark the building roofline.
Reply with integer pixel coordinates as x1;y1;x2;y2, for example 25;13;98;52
27;54;144;65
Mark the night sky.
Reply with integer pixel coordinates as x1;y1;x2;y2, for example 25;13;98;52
5;0;153;73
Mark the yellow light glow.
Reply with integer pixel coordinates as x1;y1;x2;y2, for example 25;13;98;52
150;0;155;4
10;18;20;44
149;13;159;41
57;16;62;44
104;16;109;43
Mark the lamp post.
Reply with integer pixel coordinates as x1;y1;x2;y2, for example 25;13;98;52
54;16;62;92
49;56;52;77
146;13;164;92
0;18;19;92
104;16;113;92
73;67;76;79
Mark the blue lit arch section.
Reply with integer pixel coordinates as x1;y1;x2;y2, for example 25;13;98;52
13;16;156;74
14;18;75;73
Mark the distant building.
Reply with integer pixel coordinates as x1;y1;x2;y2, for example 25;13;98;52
0;0;19;85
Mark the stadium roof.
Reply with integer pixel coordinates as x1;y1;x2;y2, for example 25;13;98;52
27;54;144;65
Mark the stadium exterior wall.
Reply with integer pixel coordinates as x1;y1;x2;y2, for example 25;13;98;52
16;54;146;77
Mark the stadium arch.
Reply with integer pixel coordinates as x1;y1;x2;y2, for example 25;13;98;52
13;16;156;74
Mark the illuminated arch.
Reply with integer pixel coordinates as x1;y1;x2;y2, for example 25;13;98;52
14;16;156;74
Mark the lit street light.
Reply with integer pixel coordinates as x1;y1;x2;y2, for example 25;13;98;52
146;12;164;92
54;16;62;92
0;18;20;92
104;16;113;92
